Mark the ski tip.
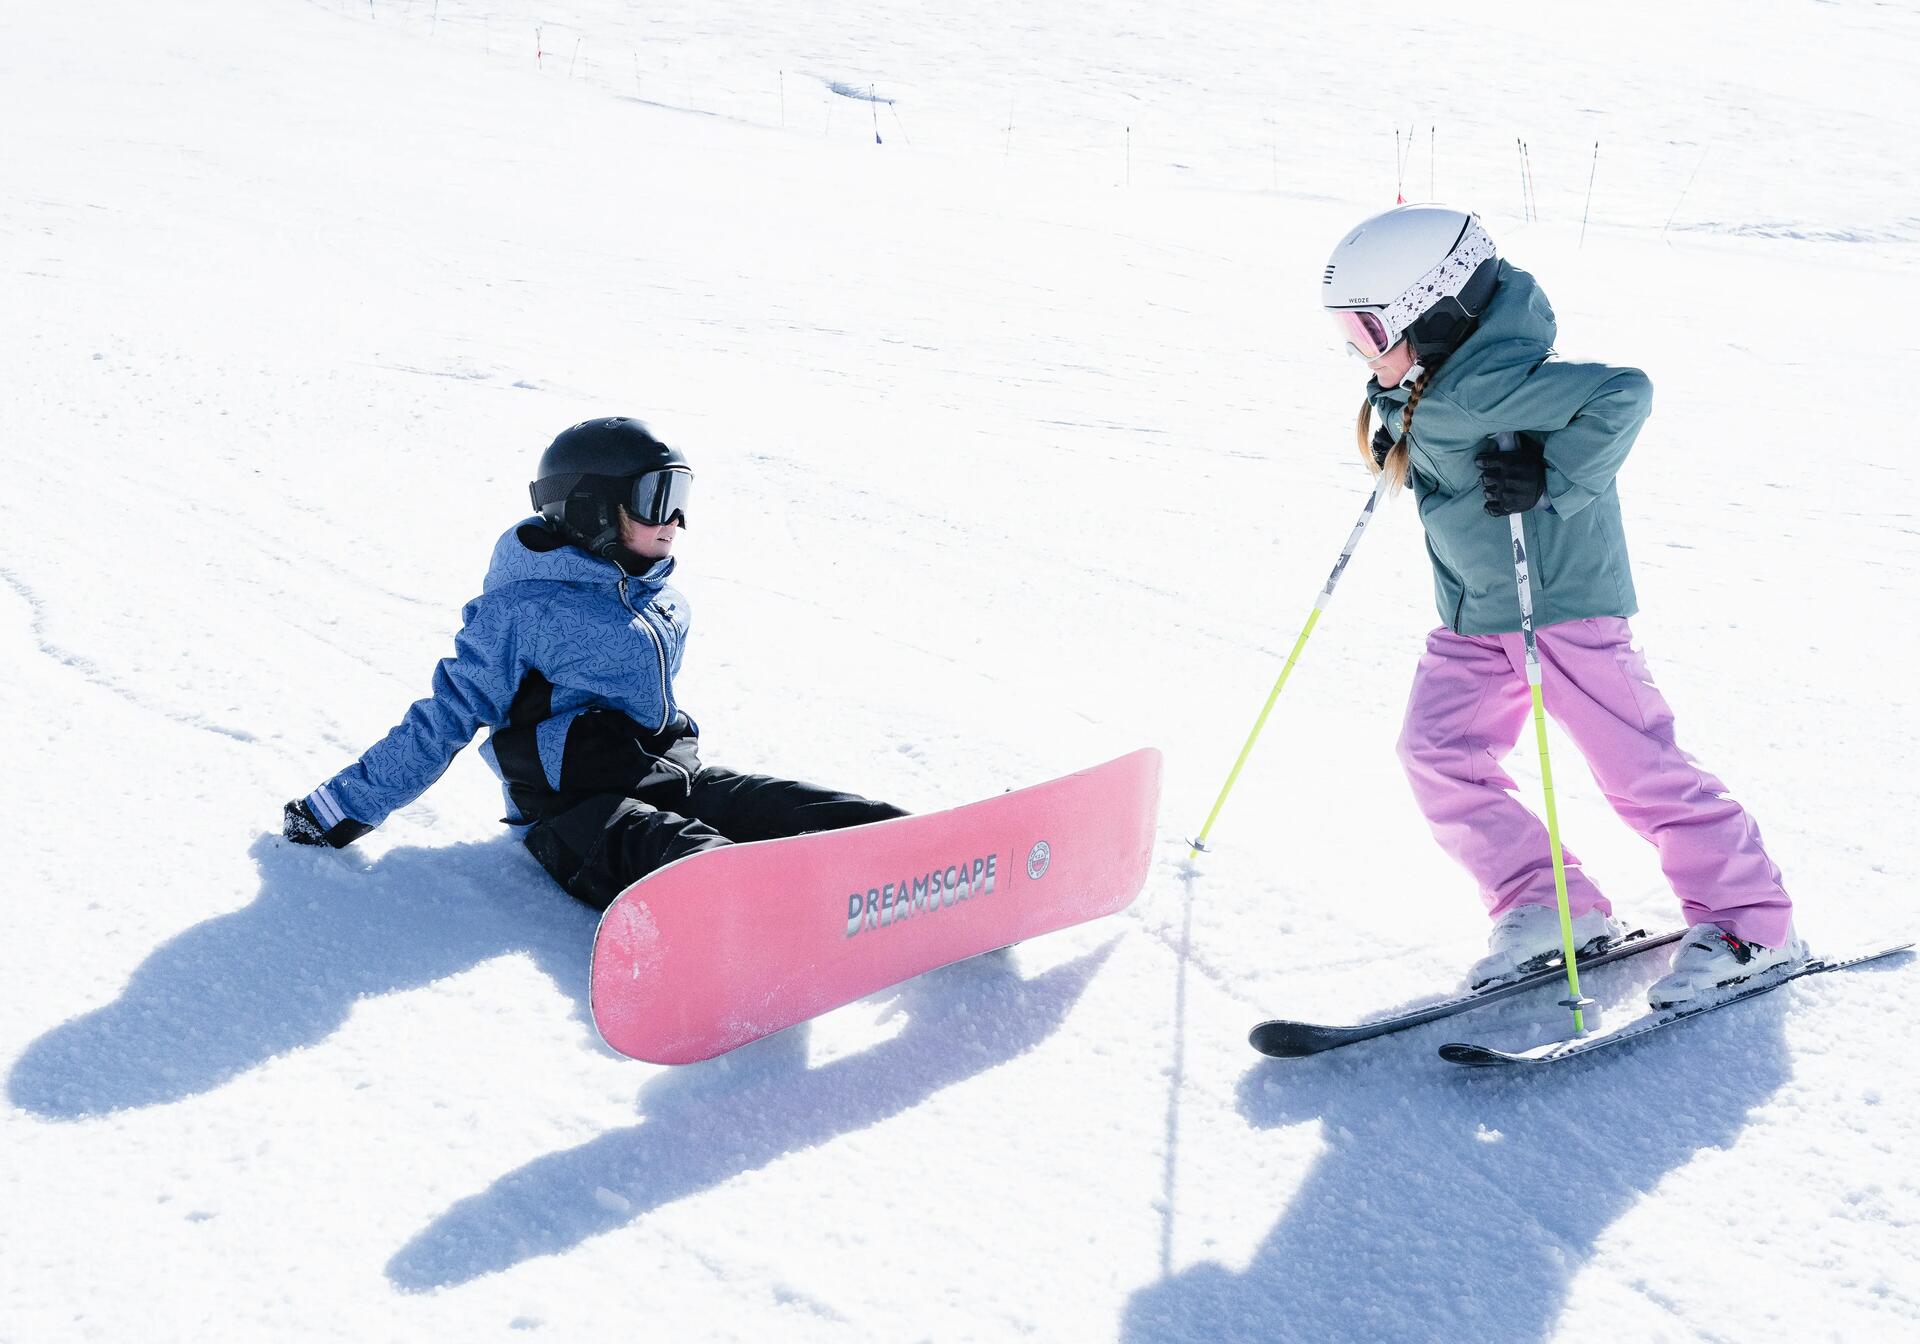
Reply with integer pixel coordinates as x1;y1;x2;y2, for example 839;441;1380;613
1247;1022;1333;1058
1437;1042;1512;1067
1247;1023;1300;1057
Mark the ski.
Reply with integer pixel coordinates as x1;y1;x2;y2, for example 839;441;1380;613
1247;927;1685;1058
1439;942;1914;1068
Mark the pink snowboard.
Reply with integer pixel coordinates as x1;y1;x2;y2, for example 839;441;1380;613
589;748;1163;1064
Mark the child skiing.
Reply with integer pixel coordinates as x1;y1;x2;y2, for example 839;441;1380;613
1319;204;1801;1008
282;416;906;910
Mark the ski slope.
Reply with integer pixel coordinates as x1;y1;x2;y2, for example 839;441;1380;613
4;2;1917;1340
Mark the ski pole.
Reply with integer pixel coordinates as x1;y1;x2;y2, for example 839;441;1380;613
1188;469;1390;858
1497;433;1593;1035
1580;140;1599;249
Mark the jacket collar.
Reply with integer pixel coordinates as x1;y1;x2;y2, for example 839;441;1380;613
485;518;678;594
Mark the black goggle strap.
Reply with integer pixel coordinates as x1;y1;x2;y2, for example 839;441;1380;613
530;472;583;511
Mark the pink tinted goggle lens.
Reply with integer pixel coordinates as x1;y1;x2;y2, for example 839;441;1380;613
1332;308;1392;359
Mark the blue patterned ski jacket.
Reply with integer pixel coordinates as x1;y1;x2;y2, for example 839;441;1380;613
305;518;695;834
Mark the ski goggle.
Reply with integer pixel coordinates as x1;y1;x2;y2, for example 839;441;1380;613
628;468;692;527
1329;307;1398;361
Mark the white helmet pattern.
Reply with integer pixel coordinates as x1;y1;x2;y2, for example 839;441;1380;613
1323;205;1499;357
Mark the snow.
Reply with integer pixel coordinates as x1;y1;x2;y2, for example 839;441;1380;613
3;0;1918;1340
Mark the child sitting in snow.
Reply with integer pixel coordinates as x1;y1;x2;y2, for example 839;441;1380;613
282;417;905;909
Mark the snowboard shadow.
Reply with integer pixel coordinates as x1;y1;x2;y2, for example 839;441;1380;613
384;940;1114;1292
8;834;597;1118
1124;978;1799;1344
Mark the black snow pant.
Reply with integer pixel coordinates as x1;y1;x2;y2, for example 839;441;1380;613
522;766;908;912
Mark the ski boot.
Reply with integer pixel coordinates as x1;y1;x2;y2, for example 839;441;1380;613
1469;903;1627;990
1646;923;1809;1010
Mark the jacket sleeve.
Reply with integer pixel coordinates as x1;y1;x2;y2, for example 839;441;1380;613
305;596;520;834
1453;361;1652;519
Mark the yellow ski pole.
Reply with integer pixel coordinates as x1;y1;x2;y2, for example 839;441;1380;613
1498;432;1594;1036
1188;470;1391;858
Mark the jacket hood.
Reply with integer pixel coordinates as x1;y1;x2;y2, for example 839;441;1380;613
483;518;677;593
1368;262;1560;409
1437;261;1557;380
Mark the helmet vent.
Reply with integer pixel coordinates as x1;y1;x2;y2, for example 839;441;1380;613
1323;264;1337;286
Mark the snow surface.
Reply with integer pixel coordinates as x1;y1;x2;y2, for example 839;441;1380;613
4;1;1918;1340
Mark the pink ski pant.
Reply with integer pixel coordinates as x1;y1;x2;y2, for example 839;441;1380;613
1397;617;1793;947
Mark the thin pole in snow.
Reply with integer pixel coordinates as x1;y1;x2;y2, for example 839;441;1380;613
1517;138;1528;220
1663;145;1709;242
1126;125;1132;186
779;70;785;127
871;87;882;144
1429;124;1435;199
1581;140;1599;247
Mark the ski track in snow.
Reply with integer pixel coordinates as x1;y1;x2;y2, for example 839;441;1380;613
4;1;1920;1342
0;563;257;743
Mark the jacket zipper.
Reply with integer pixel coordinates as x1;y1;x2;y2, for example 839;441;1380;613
617;575;693;792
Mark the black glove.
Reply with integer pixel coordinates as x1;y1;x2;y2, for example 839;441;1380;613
1473;435;1548;517
1370;424;1396;470
282;798;368;849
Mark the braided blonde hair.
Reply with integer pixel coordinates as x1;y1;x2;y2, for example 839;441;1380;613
1354;368;1429;494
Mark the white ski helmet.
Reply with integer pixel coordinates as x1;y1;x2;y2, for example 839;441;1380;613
1321;205;1499;373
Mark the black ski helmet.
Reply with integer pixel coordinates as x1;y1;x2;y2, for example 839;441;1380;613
529;417;690;556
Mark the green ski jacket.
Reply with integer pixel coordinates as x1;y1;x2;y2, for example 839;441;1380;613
1367;262;1652;635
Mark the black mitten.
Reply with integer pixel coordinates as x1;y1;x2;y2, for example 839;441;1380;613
1370;424;1396;469
282;798;369;849
1473;436;1548;517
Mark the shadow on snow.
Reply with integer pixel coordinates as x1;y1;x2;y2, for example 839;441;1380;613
8;830;1108;1297
384;942;1112;1291
8;833;599;1118
1123;961;1827;1344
